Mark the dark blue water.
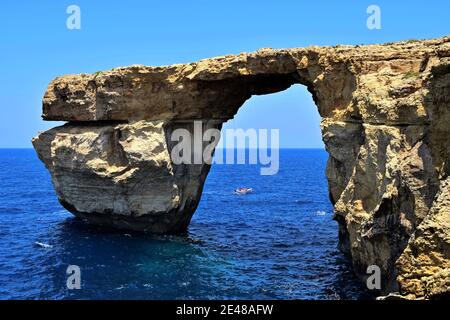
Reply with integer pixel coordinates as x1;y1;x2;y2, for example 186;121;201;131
0;149;370;300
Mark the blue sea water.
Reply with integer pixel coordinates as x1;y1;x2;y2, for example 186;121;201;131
0;149;370;300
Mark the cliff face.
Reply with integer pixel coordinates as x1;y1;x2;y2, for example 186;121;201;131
33;36;450;299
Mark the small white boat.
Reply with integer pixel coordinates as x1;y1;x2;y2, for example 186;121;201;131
35;242;53;249
234;187;253;195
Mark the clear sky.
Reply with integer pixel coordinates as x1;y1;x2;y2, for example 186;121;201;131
0;0;448;148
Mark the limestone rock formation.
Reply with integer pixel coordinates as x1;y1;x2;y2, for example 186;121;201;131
33;36;450;299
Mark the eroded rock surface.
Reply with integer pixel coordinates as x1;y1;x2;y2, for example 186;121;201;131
33;36;450;299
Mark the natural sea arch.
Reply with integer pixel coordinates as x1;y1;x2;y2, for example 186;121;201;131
33;37;450;298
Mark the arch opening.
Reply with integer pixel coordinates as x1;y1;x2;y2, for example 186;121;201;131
189;84;370;299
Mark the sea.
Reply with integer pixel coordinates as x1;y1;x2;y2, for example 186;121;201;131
0;148;371;299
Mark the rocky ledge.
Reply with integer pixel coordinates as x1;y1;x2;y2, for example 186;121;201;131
33;36;450;299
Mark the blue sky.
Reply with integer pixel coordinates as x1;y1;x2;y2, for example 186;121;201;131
0;0;448;148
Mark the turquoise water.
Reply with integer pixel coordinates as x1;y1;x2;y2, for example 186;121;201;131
0;149;370;299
